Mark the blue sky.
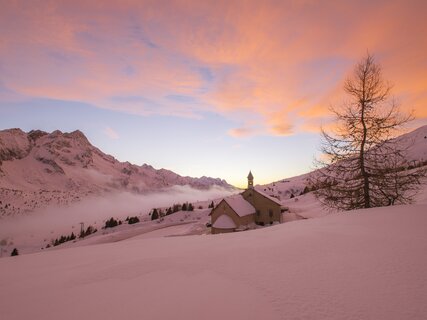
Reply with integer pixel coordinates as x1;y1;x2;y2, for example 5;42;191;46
0;99;320;187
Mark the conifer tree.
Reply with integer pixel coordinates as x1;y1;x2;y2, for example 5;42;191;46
311;53;425;210
151;208;159;220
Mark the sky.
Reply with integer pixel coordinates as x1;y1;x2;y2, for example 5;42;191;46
0;0;426;187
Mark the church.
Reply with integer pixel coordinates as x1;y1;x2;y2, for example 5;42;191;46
210;171;286;234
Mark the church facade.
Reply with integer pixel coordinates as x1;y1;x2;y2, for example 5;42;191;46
210;172;285;234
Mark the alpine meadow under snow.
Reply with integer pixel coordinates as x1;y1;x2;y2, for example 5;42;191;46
2;1;427;319
0;125;427;320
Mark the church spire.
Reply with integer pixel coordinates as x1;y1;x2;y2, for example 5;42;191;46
247;171;254;189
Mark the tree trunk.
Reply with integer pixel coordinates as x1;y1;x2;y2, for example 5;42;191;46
359;70;371;208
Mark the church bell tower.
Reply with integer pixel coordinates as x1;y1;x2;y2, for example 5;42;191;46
247;171;254;189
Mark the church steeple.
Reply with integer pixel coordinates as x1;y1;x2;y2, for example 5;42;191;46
247;171;254;189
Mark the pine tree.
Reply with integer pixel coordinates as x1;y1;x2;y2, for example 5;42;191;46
151;208;159;220
11;248;19;256
128;216;140;224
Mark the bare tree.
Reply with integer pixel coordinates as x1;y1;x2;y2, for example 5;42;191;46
310;53;425;210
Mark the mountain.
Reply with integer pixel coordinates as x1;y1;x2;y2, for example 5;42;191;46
0;128;233;216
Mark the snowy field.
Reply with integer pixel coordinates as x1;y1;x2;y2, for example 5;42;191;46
1;201;427;320
0;124;426;319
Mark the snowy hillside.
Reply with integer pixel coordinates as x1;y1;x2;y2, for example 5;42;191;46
1;202;427;320
0;128;233;216
1;126;426;319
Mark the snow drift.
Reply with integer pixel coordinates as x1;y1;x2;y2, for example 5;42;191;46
1;204;426;320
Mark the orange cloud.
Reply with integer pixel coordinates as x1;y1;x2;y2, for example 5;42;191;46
1;0;426;135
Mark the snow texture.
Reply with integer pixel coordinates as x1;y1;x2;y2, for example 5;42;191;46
212;214;237;229
1;125;427;319
1;203;427;320
224;194;256;217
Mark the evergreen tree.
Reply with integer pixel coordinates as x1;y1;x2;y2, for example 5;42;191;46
11;248;19;256
182;203;187;211
151;208;159;220
105;217;118;229
128;216;140;224
85;226;96;236
188;203;194;211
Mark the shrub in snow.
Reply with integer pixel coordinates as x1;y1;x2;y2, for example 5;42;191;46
151;208;159;220
128;216;140;224
52;232;77;246
79;226;97;238
104;217;119;229
11;248;18;256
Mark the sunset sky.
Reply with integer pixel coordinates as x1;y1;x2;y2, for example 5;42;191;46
1;0;426;187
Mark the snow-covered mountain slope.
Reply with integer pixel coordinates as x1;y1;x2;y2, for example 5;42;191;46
0;128;233;216
392;124;427;162
1;202;426;320
258;124;427;201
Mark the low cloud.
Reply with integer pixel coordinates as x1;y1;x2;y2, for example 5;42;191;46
0;185;237;245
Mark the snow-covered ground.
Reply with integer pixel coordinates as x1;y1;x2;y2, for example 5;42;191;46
1;202;427;320
1;125;426;319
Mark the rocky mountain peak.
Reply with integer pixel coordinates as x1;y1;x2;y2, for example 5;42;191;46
28;130;48;142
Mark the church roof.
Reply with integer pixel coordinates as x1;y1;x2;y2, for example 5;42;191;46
253;189;282;206
212;214;237;229
247;171;254;179
224;194;256;217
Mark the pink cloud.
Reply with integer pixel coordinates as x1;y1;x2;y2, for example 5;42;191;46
1;0;426;136
103;126;119;140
